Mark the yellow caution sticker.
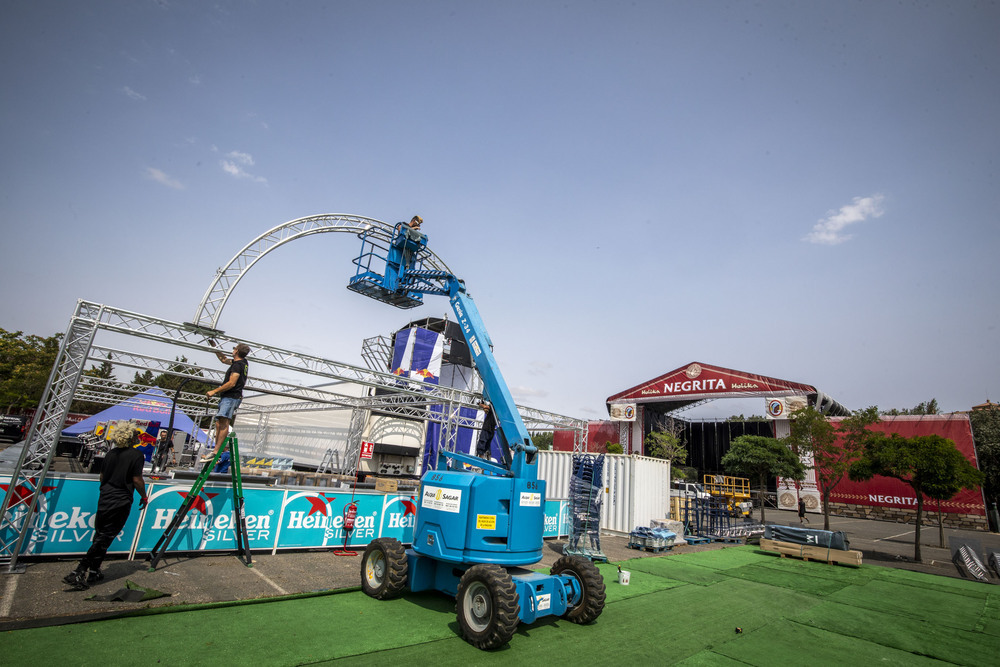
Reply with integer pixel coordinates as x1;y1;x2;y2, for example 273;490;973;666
476;514;497;530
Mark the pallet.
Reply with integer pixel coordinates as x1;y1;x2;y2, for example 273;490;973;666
759;538;863;567
683;536;712;545
709;536;745;544
564;547;609;563
628;542;673;553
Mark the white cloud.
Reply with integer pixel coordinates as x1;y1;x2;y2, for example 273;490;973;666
804;194;885;245
220;157;267;184
510;385;548;401
226;150;254;166
144;167;183;190
528;361;553;376
122;86;147;101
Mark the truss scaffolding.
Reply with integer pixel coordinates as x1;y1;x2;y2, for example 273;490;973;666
1;299;587;570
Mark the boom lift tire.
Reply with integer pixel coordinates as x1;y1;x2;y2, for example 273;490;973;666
550;555;606;624
456;563;521;650
361;538;408;600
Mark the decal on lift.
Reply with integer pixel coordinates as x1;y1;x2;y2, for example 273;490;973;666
536;593;551;611
519;492;541;507
421;485;462;513
476;514;496;530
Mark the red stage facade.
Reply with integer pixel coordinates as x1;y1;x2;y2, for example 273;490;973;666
604;361;848;456
821;414;986;529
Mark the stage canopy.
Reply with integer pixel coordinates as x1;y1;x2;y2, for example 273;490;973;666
61;388;208;443
606;361;850;417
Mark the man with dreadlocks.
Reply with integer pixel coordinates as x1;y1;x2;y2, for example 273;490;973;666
63;427;147;590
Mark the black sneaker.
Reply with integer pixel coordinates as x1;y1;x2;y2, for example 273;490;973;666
86;569;104;584
62;571;89;591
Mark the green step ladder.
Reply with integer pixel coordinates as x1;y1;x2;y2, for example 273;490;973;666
147;432;252;570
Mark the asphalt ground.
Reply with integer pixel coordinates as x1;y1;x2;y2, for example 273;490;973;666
1;505;997;632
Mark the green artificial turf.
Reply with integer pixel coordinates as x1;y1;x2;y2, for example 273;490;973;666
796;600;996;664
711;619;944;666
2;546;997;666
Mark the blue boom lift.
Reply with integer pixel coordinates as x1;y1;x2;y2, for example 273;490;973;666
350;219;605;650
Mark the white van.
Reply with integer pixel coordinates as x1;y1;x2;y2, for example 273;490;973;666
670;481;711;500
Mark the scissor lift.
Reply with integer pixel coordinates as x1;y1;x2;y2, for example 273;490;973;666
703;474;752;517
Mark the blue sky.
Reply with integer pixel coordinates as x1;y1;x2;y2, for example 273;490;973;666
1;1;997;420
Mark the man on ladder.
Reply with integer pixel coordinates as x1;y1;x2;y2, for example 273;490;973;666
147;340;254;570
203;341;250;467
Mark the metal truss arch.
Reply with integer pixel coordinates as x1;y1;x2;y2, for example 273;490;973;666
192;214;453;330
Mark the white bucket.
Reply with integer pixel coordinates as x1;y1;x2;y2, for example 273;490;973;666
617;570;630;585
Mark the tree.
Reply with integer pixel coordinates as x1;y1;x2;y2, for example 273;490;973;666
849;433;984;562
643;429;686;466
721;435;805;523
0;328;62;412
606;442;623;454
532;432;553;451
787;405;880;530
133;369;156;386
924;443;985;547
150;356;214;396
673;466;697;481
882;399;940;416
970;406;1000;522
70;352;126;415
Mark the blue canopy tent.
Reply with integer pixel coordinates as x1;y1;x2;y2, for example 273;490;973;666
62;388;209;445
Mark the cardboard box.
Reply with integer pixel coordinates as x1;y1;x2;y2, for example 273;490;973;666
374;477;398;493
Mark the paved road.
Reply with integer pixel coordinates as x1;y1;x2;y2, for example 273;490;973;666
765;507;1000;573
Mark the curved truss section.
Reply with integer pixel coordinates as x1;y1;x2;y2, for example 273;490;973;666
192;214;454;330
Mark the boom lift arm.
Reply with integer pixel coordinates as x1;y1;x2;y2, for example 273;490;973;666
347;221;536;477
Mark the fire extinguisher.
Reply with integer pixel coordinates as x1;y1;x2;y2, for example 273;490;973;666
335;502;359;556
343;501;358;532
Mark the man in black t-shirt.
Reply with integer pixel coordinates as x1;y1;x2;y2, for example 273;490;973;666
63;428;147;590
203;341;250;462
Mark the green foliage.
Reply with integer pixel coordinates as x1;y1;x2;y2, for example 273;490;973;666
0;328;62;411
532;431;553;451
787;405;881;529
133;369;156;386
850;432;984;561
1;327;214;419
643;430;686;464
672;466;697;481
970;407;1000;511
722;435;804;522
726;414;768;422
70;354;213;416
605;442;623;454
881;399;940;416
146;357;214;396
71;352;126;414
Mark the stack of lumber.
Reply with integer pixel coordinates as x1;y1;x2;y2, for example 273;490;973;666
760;538;863;567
